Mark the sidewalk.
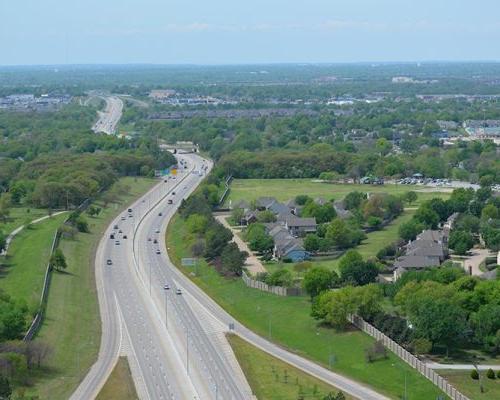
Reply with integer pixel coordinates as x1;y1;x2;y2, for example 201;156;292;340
215;215;266;275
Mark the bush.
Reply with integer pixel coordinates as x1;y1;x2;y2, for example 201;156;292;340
470;369;479;380
486;368;496;379
497;369;500;379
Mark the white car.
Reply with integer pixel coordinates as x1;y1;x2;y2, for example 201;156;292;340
155;228;160;233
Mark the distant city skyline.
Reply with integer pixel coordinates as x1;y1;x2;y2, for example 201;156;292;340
1;0;500;66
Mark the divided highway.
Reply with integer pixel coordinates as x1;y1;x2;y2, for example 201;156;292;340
92;96;123;135
74;152;389;400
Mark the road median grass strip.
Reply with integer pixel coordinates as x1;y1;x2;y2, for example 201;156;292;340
96;357;138;400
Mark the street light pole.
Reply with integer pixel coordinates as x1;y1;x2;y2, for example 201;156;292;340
164;286;169;329
186;327;190;375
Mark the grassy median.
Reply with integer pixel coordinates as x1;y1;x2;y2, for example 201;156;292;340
96;357;138;400
30;177;156;400
166;213;444;400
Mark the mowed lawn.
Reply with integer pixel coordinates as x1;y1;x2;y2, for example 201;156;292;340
32;177;157;400
227;334;355;400
441;370;500;400
1;207;49;235
166;214;444;400
228;179;450;207
96;357;138;400
0;213;67;313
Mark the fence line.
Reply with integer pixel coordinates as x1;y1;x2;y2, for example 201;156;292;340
348;315;471;400
23;198;93;341
218;175;233;206
241;271;302;296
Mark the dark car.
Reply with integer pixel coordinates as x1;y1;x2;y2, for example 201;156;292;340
128;208;132;213
167;199;173;204
153;239;158;244
110;233;115;239
156;249;161;254
158;212;162;216
123;235;127;239
106;259;112;265
172;191;176;195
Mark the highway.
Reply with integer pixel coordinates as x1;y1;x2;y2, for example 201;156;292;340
74;152;389;400
92;96;123;135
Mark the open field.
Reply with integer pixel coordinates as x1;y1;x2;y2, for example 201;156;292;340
96;357;138;400
31;177;157;400
0;213;67;313
166;214;444;400
441;370;500;400
227;179;450;207
227;334;355;400
1;207;49;235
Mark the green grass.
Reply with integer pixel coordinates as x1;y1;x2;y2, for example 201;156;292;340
30;177;157;400
228;179;450;207
0;207;49;235
441;370;500;400
96;357;138;400
0;213;67;313
166;214;445;400
227;334;355;400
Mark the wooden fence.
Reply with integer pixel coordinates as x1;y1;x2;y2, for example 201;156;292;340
348;315;471;400
242;272;302;296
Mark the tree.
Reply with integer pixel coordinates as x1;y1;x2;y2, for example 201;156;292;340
448;230;474;255
186;214;208;234
0;376;11;400
74;216;89;233
204;222;232;259
411;338;432;355
325;219;363;249
0;232;6;254
339;250;378;286
231;208;245;225
403;191;417;205
295;195;312;206
304;234;320;252
344;191;366;210
266;269;293;287
0;193;11;223
191;240;205;257
50;248;67;271
86;205;101;217
220;243;247;276
257;210;276;223
303;267;337;299
482;204;499;221
414;205;439;229
399;219;424;241
470;369;479;380
486;368;496;379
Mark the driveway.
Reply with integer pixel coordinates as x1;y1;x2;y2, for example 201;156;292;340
460;248;493;276
215;215;267;275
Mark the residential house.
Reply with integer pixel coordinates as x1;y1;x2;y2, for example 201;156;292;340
333;200;352;220
284;216;317;237
256;197;277;210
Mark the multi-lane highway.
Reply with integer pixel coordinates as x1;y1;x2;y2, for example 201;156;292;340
74;152;389;400
92;96;123;135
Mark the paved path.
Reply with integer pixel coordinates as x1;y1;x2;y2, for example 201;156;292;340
215;215;266;275
458;248;493;276
1;211;67;256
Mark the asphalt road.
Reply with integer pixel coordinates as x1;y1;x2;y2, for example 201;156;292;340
92;96;123;135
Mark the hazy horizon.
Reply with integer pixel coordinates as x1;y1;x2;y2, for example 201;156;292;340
1;0;500;66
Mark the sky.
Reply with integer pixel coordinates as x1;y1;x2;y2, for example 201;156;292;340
1;0;500;65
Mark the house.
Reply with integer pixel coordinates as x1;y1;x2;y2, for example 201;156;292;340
256;197;277;210
231;199;250;210
393;256;441;279
266;224;310;262
333;200;352;220
268;201;291;217
285;198;303;216
284;216;317;237
241;210;258;225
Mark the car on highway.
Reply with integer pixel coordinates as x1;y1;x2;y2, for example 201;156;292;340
176;288;182;295
155;228;160;233
106;259;112;265
153;238;158;244
148;237;152;241
123;235;127;239
163;284;170;290
167;199;173;204
158;212;162;216
110;233;115;239
128;208;132;213
172;191;176;195
115;240;120;245
113;224;119;229
128;214;133;218
118;229;122;233
156;249;161;254
121;216;126;221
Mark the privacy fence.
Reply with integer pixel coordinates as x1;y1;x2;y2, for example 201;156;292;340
242;271;302;296
24;198;92;341
348;315;471;400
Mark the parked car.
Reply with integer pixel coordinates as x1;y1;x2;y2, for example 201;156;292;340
110;233;115;239
168;199;173;204
158;212;162;216
113;224;119;230
163;284;170;290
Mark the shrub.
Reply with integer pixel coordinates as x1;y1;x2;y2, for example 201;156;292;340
486;368;496;379
470;369;479;380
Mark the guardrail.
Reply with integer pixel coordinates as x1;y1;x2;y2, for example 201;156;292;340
348;314;471;400
218;175;232;206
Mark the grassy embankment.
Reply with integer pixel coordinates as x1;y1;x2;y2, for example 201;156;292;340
1;207;50;235
166;213;445;400
0;213;67;314
96;357;138;400
30;177;157;400
227;334;355;400
441;370;500;400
